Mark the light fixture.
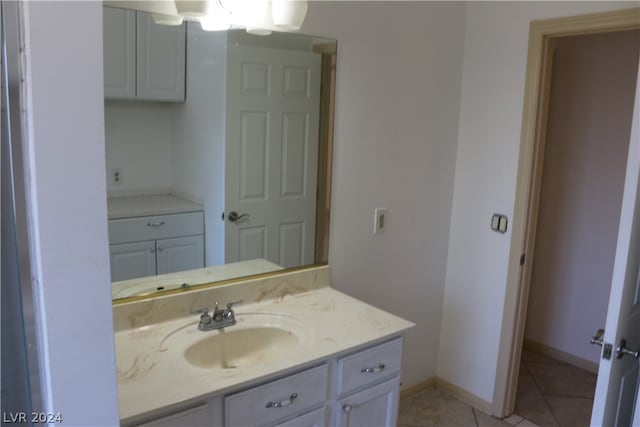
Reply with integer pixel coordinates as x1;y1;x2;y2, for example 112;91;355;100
200;9;231;31
152;13;185;26
174;0;210;18
271;0;308;30
167;0;308;34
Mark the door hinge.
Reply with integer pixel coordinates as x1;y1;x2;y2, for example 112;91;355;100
520;254;526;266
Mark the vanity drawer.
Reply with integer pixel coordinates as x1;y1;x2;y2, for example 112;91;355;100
108;212;204;244
337;338;403;395
225;364;329;427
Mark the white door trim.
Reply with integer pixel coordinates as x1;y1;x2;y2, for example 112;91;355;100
492;7;640;418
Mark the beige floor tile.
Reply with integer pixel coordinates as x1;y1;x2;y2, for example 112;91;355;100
521;349;562;364
518;420;542;427
545;396;593;427
514;392;559;427
473;408;511;427
502;414;524;425
517;365;542;396
526;363;596;399
397;387;477;427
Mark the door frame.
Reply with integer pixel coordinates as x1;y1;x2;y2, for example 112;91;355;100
492;7;640;418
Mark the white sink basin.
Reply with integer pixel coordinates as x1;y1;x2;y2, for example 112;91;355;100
161;313;311;370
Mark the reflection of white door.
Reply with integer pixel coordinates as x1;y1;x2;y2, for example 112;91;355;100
225;45;320;268
591;62;640;427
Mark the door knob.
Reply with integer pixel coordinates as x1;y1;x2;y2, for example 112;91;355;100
227;211;250;223
616;339;639;359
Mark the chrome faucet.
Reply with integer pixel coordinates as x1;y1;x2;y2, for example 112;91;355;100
191;300;242;331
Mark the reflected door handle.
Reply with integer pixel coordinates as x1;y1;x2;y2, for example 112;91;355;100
227;211;250;223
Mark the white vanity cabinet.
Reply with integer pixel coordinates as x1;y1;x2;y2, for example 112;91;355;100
108;212;204;281
335;378;400;427
103;7;186;102
334;339;402;427
225;364;329;427
129;337;403;427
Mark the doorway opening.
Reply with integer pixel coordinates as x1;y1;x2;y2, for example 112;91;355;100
492;7;640;423
512;30;639;426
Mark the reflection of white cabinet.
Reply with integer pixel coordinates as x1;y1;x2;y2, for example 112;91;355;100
103;7;136;99
103;7;186;102
109;241;156;281
129;338;403;427
109;212;204;282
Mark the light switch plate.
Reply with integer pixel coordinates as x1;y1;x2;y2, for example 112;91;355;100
374;207;388;235
491;213;508;233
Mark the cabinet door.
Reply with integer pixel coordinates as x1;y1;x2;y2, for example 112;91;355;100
103;7;136;99
273;406;329;427
109;241;156;281
335;377;400;427
156;235;204;275
136;12;185;102
137;404;210;427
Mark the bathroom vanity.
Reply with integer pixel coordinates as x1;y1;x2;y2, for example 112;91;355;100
113;266;414;426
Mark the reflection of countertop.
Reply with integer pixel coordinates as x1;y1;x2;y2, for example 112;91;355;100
111;259;284;299
113;266;414;423
107;194;203;219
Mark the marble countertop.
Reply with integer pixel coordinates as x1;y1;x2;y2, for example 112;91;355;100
115;285;414;422
107;194;203;219
112;259;284;299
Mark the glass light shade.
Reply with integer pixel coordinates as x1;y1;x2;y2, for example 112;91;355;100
175;0;210;17
227;0;269;27
271;0;308;30
152;13;185;26
246;28;272;36
200;12;232;31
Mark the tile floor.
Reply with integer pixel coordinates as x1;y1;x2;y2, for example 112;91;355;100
397;349;596;427
515;349;597;427
398;386;517;427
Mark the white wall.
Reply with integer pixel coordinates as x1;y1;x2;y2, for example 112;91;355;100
104;101;175;194
525;30;638;364
172;25;227;266
438;1;638;403
20;2;119;424
302;1;466;388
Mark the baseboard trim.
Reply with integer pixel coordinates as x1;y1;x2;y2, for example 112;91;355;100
523;339;599;373
434;377;493;415
400;377;436;400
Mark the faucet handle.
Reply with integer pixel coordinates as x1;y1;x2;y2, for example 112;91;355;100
226;300;243;310
190;307;209;316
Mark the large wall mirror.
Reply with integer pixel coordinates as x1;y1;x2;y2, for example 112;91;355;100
103;4;336;302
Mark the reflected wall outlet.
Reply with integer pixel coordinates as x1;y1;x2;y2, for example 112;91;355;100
111;168;122;186
374;207;388;235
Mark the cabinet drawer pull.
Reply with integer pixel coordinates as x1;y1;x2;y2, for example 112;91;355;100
361;363;385;374
342;405;352;414
265;393;298;409
147;221;165;227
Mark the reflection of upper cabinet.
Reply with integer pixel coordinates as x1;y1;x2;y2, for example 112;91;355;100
103;7;186;102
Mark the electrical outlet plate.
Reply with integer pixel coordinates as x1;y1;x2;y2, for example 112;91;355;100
374;207;388;235
111;168;122;185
